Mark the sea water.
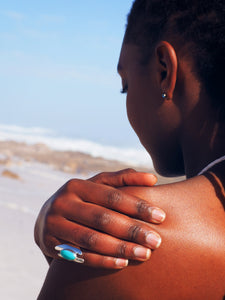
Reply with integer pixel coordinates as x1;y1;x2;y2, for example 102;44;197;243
0;123;152;167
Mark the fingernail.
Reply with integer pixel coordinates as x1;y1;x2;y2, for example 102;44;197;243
133;247;151;260
146;233;162;249
151;208;166;223
115;258;129;268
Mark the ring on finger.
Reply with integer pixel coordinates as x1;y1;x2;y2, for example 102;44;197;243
55;244;84;263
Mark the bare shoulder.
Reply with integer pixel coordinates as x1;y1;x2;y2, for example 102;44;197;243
126;174;225;233
38;174;225;300
117;174;225;299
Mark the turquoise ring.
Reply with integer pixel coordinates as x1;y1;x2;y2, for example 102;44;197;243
55;244;84;263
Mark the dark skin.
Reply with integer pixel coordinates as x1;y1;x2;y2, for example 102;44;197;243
38;170;225;300
35;170;165;268
36;40;225;299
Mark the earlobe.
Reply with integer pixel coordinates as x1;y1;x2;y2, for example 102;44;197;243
155;41;178;100
162;92;168;100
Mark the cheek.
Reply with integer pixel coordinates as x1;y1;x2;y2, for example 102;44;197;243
127;92;183;174
126;95;137;130
126;91;158;158
126;83;158;147
126;92;145;137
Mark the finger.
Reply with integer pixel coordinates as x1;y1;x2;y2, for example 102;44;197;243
65;180;166;224
48;240;130;269
41;235;64;259
76;251;129;269
51;218;152;261
62;200;162;249
45;238;129;269
56;247;130;269
53;244;129;269
89;168;157;187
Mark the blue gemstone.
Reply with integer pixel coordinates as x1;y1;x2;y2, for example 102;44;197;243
60;250;76;261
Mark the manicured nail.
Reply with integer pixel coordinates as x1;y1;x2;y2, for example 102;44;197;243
151;208;166;223
115;258;129;268
133;247;151;260
146;233;162;249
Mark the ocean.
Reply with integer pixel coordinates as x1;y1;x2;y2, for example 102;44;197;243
0;123;153;168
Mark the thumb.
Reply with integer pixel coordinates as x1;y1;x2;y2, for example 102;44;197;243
89;168;157;187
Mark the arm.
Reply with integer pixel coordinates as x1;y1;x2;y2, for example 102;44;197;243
37;174;225;300
34;169;165;268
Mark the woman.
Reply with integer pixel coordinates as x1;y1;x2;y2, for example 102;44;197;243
35;0;225;299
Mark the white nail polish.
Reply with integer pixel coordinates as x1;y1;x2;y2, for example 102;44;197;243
115;258;129;267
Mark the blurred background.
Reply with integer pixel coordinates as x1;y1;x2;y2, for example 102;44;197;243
0;0;150;154
0;1;181;299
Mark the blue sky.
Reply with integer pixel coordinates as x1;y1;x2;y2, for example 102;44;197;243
0;0;144;147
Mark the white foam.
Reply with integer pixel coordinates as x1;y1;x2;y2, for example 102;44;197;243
0;124;152;167
0;124;53;135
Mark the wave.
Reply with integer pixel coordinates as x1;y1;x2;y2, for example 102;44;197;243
0;124;53;135
0;124;153;167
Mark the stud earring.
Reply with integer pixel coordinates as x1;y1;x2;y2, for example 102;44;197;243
162;92;167;99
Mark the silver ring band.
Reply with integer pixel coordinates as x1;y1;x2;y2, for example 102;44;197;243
55;244;84;263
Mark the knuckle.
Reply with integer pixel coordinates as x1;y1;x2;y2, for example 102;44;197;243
107;190;122;206
115;168;136;176
78;232;98;249
65;178;82;192
128;224;142;241
51;194;74;213
93;212;111;228
71;226;80;240
90;172;107;183
136;200;149;215
116;242;127;257
51;196;63;212
98;172;107;178
96;172;107;182
122;168;136;174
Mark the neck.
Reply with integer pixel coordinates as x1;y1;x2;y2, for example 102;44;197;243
181;118;225;178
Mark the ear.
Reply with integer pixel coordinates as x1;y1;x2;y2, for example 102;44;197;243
155;41;178;100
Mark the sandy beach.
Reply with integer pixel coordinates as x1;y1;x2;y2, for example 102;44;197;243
0;141;183;299
0;157;72;299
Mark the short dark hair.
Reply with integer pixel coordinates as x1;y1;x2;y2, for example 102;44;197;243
125;0;225;118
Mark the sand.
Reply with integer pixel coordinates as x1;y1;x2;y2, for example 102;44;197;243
0;141;183;299
0;158;75;299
